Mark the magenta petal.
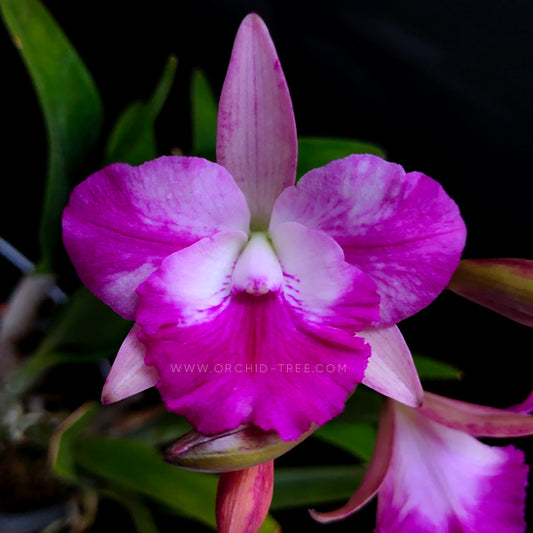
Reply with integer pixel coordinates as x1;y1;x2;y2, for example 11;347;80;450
509;391;533;414
362;326;423;407
217;14;297;227
139;292;370;441
101;324;159;404
271;221;380;333
271;154;466;325
310;399;394;523
136;231;248;334
377;402;528;533
420;391;533;437
62;156;250;319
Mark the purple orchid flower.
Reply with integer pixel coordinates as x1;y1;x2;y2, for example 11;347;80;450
62;14;466;441
312;391;533;532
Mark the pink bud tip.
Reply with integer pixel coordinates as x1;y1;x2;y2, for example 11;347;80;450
216;461;274;533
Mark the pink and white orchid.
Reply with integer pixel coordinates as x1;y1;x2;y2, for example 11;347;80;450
312;391;533;532
62;14;466;441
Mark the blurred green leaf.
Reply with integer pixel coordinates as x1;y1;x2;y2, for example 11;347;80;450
271;465;362;510
50;402;98;481
258;516;281;533
334;386;383;425
103;489;160;533
413;354;463;381
106;56;177;165
37;287;130;361
311;387;380;460
75;437;218;528
0;0;103;272
297;137;386;179
190;70;218;159
123;411;191;447
75;437;282;531
314;422;376;462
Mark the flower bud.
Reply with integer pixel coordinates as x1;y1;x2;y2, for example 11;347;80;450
216;461;274;533
448;258;533;327
164;423;315;473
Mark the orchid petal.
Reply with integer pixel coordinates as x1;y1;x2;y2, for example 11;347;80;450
271;154;466;325
271;221;380;332
62;156;250;319
362;325;423;407
420;391;533;437
217;14;297;227
310;399;394;523
509;391;533;414
448;258;533;327
136;231;249;335
139;292;370;441
376;402;528;533
101;324;159;404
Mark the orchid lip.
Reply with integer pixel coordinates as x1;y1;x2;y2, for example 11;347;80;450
231;232;283;296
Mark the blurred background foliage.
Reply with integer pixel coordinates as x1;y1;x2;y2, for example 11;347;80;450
0;0;532;531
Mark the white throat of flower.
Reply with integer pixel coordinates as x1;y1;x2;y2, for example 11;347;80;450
231;232;283;295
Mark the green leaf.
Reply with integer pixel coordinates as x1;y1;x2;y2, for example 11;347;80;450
37;287;131;361
413;354;463;381
271;465;363;510
75;437;218;528
75;437;281;531
258;515;281;533
106;56;177;165
123;411;192;447
311;387;381;460
334;386;383;424
102;489;160;533
297;137;386;179
190;70;218;159
49;402;98;481
0;0;103;272
314;422;376;462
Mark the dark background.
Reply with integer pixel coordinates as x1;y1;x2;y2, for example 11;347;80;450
2;1;533;531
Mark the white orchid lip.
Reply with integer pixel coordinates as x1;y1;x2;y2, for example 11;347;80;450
231;232;283;295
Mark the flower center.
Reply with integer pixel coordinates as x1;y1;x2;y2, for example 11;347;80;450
232;232;283;295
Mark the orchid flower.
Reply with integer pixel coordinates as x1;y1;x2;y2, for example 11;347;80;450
62;13;466;441
312;391;533;532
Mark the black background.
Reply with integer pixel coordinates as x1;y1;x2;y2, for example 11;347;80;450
2;1;533;531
